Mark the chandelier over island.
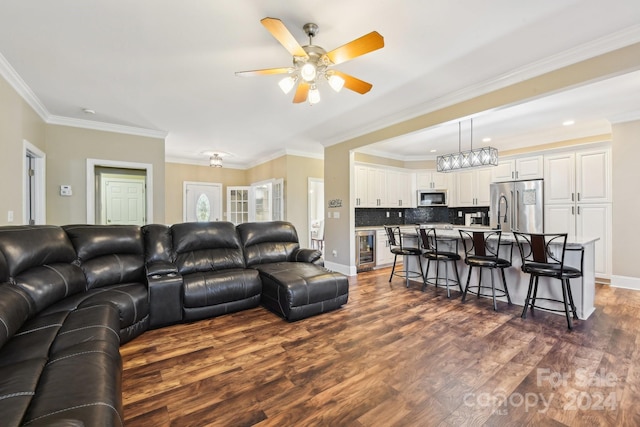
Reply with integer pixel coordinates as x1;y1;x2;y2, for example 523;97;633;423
436;119;498;172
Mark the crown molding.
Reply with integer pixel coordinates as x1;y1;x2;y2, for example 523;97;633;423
1;52;167;140
47;115;167;139
324;24;640;148
0;52;49;121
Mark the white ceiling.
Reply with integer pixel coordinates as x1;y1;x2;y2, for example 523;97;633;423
0;1;639;168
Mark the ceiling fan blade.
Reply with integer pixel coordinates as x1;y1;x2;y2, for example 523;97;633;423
293;82;310;103
324;31;384;65
261;17;309;59
330;70;373;94
235;67;294;77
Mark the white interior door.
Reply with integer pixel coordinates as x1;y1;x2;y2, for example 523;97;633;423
102;177;146;225
184;182;222;222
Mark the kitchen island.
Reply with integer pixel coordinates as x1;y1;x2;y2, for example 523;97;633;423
402;228;598;320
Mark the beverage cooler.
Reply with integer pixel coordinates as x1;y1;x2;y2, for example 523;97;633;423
355;230;376;272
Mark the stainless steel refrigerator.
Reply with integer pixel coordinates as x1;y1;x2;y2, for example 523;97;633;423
490;179;544;233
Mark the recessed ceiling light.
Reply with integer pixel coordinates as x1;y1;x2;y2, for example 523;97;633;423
563;120;575;126
482;137;492;143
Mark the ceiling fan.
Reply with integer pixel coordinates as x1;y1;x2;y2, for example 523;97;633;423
235;17;384;104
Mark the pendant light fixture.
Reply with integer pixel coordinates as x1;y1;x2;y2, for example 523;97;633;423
436;119;498;172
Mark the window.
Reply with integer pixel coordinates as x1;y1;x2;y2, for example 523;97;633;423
227;179;284;224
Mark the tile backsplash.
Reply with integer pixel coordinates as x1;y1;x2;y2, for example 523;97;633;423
355;207;451;227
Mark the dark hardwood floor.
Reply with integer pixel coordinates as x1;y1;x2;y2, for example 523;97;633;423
121;268;640;426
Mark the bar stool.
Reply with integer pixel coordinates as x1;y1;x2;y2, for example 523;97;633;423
417;227;462;297
459;229;512;311
384;225;426;289
513;232;581;330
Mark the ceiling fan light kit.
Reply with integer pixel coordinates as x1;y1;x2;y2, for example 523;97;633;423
236;17;384;105
436;119;499;172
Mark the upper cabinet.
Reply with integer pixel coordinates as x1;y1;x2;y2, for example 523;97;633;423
455;168;492;207
354;163;414;208
491;155;544;182
544;148;611;205
416;170;448;190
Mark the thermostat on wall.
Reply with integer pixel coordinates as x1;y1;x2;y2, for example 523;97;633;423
60;185;72;196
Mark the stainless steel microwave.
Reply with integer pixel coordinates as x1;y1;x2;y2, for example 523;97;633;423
417;189;447;206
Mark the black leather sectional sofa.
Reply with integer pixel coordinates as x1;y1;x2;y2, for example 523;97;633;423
0;221;348;426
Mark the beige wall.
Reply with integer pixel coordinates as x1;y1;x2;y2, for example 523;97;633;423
165;155;323;245
324;42;640;274
612;119;640;279
164;162;247;225
44;125;165;225
0;75;46;225
284;155;324;247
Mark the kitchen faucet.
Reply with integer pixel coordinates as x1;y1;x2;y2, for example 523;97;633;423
496;194;508;230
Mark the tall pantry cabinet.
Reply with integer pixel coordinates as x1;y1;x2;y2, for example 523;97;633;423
544;147;612;277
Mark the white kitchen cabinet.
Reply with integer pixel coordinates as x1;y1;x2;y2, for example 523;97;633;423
355;164;387;207
455;168;492;207
375;229;395;267
416;170;448;190
544;148;610;205
492;155;544;182
545;203;611;277
387;169;413;207
356;163;415;208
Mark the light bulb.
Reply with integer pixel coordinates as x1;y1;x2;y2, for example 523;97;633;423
300;63;316;82
328;74;345;92
278;76;296;94
308;85;320;104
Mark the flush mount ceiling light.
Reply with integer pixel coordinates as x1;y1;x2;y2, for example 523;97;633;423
436;119;498;172
235;18;384;105
203;151;231;168
209;154;223;168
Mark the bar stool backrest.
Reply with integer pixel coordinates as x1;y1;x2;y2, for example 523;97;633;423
513;232;567;268
417;227;436;253
459;229;501;259
384;225;401;250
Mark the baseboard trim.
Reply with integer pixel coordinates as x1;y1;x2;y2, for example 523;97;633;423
610;275;640;291
324;261;357;277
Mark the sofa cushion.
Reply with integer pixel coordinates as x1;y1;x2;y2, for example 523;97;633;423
237;221;301;267
63;225;145;289
254;262;349;321
0;283;31;350
0;358;47;427
171;222;246;274
0;226;85;316
0;226;76;277
182;269;261;309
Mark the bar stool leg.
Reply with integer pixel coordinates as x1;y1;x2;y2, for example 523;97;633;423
417;255;426;289
490;269;498;311
453;261;463;293
561;278;574;330
389;254;397;283
404;256;410;288
444;261;451;298
462;266;473;302
477;269;483;299
501;268;512;305
522;274;535;319
422;258;431;291
530;276;540;313
566;278;578;319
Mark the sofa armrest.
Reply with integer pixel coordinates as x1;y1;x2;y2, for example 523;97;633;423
292;248;324;266
146;263;183;329
146;260;178;278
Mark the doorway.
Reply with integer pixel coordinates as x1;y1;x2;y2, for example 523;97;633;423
97;168;147;225
308;178;324;250
23;140;46;225
183;182;223;222
87;159;153;224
